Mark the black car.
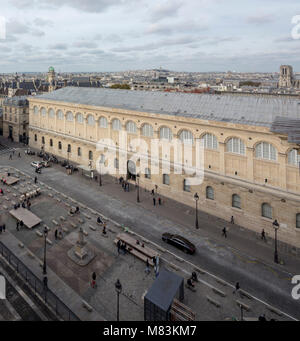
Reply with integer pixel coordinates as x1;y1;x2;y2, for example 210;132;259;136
162;233;196;254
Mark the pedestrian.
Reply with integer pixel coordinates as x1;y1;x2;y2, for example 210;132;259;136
231;216;235;224
145;259;150;274
9;154;12;160
43;276;48;290
117;239;121;254
54;229;58;240
187;278;195;288
261;229;266;242
91;272;97;288
0;225;2;234
22;201;25;208
2;224;5;233
151;189;154;196
192;272;198;282
28;202;31;210
20;220;24;228
153;197;156;206
16;221;20;231
258;314;267;321
18;152;21;158
102;224;106;235
233;282;240;294
158;197;161;205
222;227;227;238
34;176;37;184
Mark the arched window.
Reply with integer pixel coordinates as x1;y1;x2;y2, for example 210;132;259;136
57;110;64;120
163;174;170;185
297;214;300;229
88;151;93;160
99;117;108;128
160;127;172;140
77;147;81;156
206;186;214;200
34;134;37;142
48;108;55;118
288;149;300;166
226;137;245;155
262;203;272;219
41;136;45;144
76;113;83;123
58;141;62;150
114;158;119;169
232;194;241;209
67;144;71;153
141;124;153;137
41;107;46;117
66;111;73;122
145;168;151;179
33;106;38;115
50;139;53;147
179;130;193;144
87;115;95;126
255;142;277;161
112;119;121;131
202;133;218;150
126;121;137;134
183;179;191;192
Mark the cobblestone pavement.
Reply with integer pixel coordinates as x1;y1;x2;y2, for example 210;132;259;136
0;164;297;321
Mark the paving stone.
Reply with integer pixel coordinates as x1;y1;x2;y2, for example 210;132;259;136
52;220;59;226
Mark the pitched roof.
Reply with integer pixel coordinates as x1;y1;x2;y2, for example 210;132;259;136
32;86;300;127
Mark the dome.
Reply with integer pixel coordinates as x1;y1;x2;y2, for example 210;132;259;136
48;66;55;72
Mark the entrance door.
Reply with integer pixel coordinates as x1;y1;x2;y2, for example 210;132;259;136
127;160;136;181
8;126;13;139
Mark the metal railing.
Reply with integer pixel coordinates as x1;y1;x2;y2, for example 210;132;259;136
0;241;80;321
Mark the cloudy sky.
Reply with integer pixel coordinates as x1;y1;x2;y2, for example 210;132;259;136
0;0;300;73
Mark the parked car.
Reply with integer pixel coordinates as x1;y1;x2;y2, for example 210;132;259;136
162;233;196;254
31;161;43;169
41;161;51;168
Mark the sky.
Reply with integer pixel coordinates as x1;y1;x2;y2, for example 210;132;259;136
0;0;300;73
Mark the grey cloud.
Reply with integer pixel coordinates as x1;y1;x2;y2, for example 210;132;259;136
33;18;54;27
50;43;68;50
73;41;98;49
246;14;276;24
146;20;208;36
150;1;183;22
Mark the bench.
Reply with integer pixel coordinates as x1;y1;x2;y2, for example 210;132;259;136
236;300;251;312
206;296;221;308
89;225;96;231
212;287;226;297
82;301;93;312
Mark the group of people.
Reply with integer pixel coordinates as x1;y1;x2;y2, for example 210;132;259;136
119;177;130;192
16;220;24;231
8;149;21;160
151;189;162;206
187;272;198;288
117;239;127;255
70;206;80;215
54;228;63;240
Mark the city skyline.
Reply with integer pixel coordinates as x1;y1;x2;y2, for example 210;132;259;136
0;0;300;73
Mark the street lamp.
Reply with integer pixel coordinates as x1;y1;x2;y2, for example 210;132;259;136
115;279;122;321
273;219;279;264
136;173;140;203
194;193;199;229
43;226;48;275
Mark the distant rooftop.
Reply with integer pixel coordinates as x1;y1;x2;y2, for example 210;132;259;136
3;96;29;106
33;86;300;127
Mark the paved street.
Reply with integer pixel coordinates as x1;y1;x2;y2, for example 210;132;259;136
0;139;299;320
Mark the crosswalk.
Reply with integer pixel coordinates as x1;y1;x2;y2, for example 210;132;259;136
0;143;16;155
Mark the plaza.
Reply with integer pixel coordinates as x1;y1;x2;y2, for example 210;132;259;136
0;141;299;321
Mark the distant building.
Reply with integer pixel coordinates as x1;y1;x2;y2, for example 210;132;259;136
278;65;300;88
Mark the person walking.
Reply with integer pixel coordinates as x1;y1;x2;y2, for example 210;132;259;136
20;220;24;229
9;154;12;160
102;224;106;235
222;227;227;238
151;189;155;196
91;272;97;288
117;239;121;255
16;221;20;231
145;259;150;274
34;176;37;184
54;229;58;240
18;152;21;158
0;225;2;234
233;282;240;294
230;216;235;224
158;197;162;205
27;202;31;210
261;229;267;242
43;276;48;290
2;224;5;233
153;197;156;206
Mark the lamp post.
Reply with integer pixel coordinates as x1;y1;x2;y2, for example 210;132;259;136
115;279;122;321
273;219;279;264
194;193;199;229
43;226;48;275
136;173;140;203
99;162;102;187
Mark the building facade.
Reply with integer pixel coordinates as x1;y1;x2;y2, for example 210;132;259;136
2;96;29;143
279;65;300;88
28;87;300;249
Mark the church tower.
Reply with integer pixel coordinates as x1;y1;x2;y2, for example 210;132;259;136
279;65;293;88
48;66;56;92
